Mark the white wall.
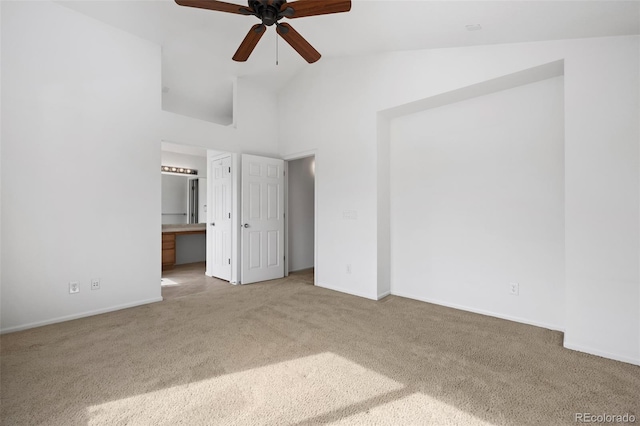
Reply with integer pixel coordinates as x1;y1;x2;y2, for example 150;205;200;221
0;1;162;332
0;1;282;332
288;156;315;272
160;78;279;157
390;77;565;331
562;37;639;364
278;36;640;365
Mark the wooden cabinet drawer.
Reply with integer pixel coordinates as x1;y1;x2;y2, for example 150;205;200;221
162;248;175;264
161;233;177;270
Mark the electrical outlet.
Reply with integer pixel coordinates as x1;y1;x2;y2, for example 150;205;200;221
346;264;352;274
509;282;519;296
69;281;79;294
91;278;100;291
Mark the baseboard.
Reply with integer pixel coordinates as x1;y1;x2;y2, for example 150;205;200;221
377;291;391;300
290;267;314;273
0;297;164;334
391;290;564;332
316;282;377;301
563;341;640;366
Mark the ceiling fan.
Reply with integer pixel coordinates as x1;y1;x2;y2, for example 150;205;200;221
174;0;352;63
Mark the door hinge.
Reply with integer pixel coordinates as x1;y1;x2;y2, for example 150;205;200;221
228;212;231;219
228;259;231;265
229;167;231;173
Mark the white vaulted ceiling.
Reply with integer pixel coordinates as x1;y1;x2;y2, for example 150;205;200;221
57;0;640;125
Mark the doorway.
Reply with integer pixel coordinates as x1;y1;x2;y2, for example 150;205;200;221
166;150;315;287
286;155;316;280
207;152;287;285
160;142;209;294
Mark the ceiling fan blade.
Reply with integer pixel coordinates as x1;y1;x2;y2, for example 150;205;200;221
282;0;351;19
175;0;252;15
233;24;266;62
276;23;321;63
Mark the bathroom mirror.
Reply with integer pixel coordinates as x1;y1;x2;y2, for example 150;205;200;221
161;174;207;225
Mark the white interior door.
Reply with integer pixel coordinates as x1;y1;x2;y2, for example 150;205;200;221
241;154;285;284
208;156;232;281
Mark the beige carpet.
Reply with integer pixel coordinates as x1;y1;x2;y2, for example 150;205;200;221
1;270;638;425
160;262;230;300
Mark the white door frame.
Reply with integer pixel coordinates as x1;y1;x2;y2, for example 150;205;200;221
283;149;318;286
207;151;240;284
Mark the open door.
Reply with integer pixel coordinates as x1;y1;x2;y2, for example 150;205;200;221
208;155;232;281
241;154;285;284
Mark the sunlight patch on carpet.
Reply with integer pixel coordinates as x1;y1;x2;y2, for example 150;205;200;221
332;392;497;425
87;352;404;425
160;278;179;287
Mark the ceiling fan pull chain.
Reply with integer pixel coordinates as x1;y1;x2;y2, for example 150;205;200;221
276;31;279;66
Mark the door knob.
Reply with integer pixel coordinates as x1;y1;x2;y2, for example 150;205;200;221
243;223;250;228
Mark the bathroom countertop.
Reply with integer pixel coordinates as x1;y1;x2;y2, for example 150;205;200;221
162;223;206;234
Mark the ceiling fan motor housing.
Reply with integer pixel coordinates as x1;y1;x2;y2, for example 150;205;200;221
248;0;289;26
